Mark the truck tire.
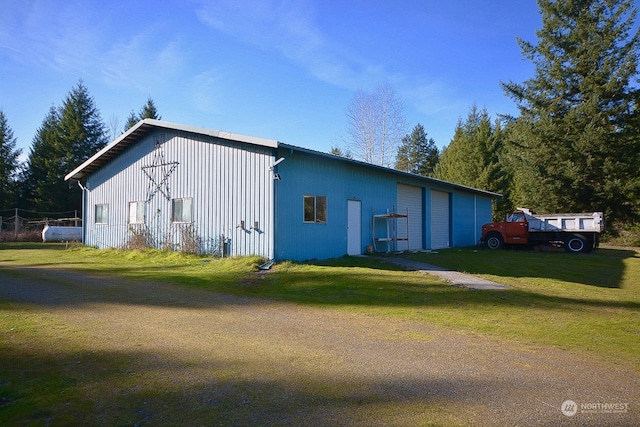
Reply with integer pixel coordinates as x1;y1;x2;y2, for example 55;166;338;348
485;232;504;250
565;234;588;253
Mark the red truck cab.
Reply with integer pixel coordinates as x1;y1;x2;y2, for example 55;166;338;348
481;212;529;249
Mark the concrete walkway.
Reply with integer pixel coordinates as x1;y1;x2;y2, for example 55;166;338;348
381;257;512;290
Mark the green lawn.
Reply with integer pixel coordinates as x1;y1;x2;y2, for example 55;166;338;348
1;243;639;370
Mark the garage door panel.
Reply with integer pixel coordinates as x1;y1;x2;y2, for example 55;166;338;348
397;184;423;251
431;190;450;249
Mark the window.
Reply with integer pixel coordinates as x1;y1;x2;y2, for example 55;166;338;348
95;204;108;224
129;201;146;224
303;195;327;223
172;197;193;223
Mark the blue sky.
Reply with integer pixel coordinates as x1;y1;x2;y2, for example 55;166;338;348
1;0;543;159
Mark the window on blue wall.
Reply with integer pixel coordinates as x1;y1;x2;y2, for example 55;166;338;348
129;201;146;224
303;195;327;223
95;204;108;224
172;197;193;223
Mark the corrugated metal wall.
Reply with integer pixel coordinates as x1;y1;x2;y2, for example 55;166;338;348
274;149;398;261
84;129;275;258
275;148;494;261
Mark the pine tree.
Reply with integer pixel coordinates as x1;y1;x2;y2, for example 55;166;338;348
27;81;108;212
139;97;161;120
124;97;161;132
27;106;63;212
124;111;138;133
0;109;22;208
394;124;439;176
435;106;511;219
330;146;352;159
502;0;640;221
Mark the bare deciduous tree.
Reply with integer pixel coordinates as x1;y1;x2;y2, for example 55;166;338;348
345;82;407;167
107;114;122;141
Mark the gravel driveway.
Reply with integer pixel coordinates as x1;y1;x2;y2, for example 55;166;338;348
1;266;638;426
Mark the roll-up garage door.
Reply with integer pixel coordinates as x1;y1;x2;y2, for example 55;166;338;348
431;190;450;249
397;184;423;251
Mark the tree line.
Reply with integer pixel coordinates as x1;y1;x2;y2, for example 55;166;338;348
0;81;161;215
1;0;639;228
335;0;640;225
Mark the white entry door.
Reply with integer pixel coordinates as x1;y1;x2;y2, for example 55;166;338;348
347;200;361;255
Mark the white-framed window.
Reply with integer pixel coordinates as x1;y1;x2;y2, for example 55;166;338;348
95;204;108;224
129;201;146;224
303;195;327;224
172;197;193;223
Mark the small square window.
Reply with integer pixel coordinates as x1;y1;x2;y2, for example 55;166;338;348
129;201;146;224
303;195;327;224
172;198;193;223
95;204;108;224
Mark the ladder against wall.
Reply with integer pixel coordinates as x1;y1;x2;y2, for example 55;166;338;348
372;206;409;253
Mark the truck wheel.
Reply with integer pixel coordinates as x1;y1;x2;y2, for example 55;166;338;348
485;233;504;250
565;234;587;253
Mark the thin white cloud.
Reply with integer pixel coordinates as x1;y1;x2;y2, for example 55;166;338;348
101;31;185;92
194;0;381;90
189;70;226;113
0;0;101;72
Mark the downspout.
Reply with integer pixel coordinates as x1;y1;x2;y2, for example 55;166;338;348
271;147;293;260
76;180;87;244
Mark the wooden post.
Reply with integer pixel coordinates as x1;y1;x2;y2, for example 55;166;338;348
14;208;19;238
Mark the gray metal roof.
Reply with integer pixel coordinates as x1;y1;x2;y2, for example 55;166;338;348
64;119;279;181
64;119;501;198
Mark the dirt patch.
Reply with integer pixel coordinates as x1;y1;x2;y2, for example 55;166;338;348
1;265;638;425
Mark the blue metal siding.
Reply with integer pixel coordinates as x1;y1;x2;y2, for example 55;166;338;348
84;130;275;258
274;150;398;261
274;149;495;261
451;193;493;247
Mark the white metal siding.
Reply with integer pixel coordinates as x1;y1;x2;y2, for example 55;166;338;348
397;184;423;251
84;130;275;258
431;190;450;249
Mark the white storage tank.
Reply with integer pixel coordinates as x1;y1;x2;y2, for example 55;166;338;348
42;225;83;242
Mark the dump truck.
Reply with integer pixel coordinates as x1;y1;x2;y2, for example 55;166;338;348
481;208;604;253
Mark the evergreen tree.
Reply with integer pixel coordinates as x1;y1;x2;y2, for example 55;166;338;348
435;106;511;219
27;81;108;212
27;106;63;212
330;146;352;159
0;109;22;208
394;123;439;176
139;97;161;120
124;97;161;132
502;0;640;221
124;110;138;133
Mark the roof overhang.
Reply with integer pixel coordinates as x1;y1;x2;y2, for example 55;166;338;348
64;119;279;181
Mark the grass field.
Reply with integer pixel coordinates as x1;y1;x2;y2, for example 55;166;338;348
1;243;638;368
1;243;639;424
